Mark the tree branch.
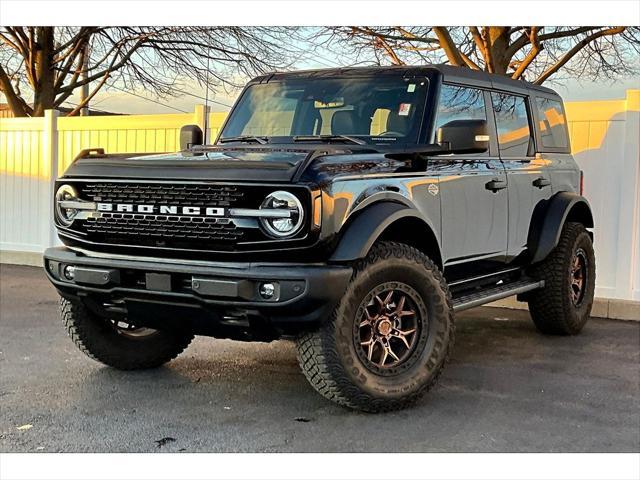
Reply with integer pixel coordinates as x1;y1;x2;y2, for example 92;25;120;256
469;27;490;69
505;26;596;59
57;37;145;93
481;28;495;73
53;27;98;55
4;27;29;56
0;63;31;116
512;27;541;79
534;26;626;84
459;50;481;69
0;31;24;54
375;36;405;65
53;35;89;91
64;70;111;116
433;27;466;67
537;26;600;42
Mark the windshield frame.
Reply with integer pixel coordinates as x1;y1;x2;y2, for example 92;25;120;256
216;75;430;147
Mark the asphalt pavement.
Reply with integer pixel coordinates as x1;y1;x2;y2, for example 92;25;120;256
1;263;638;452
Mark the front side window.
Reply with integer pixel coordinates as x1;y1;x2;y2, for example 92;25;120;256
491;93;533;157
432;84;487;143
536;97;569;149
219;77;429;145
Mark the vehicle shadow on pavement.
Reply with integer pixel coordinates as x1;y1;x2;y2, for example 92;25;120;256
57;308;639;453
1;266;638;453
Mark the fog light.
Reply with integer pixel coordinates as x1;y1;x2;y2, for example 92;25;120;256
63;265;76;280
259;282;276;299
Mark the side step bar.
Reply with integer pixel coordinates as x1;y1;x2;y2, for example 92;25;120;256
452;279;544;312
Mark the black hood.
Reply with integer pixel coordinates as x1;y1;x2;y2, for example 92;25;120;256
62;147;322;183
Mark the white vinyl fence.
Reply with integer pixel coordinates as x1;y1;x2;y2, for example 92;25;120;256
1;93;639;304
565;90;639;302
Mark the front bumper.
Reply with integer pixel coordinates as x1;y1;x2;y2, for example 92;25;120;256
43;247;352;338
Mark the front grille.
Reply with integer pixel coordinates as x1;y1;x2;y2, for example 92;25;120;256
68;182;262;250
84;213;243;242
80;183;244;207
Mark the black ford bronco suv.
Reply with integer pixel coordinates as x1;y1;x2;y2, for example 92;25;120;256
44;65;595;412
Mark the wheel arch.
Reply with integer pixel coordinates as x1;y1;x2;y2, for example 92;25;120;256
330;201;443;270
528;191;594;264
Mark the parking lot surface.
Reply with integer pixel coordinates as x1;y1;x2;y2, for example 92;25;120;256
1;264;638;452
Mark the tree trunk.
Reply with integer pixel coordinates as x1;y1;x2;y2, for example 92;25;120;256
32;27;56;117
486;27;511;75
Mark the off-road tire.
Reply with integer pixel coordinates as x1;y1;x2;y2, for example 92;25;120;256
60;297;194;370
296;241;455;412
527;222;595;335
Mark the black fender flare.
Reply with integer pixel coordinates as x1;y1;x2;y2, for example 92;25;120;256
329;201;438;263
528;192;594;264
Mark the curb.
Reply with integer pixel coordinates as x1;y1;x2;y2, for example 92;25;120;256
488;296;640;322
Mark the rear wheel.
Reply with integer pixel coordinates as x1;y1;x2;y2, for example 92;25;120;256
527;222;596;335
60;297;194;370
296;241;454;412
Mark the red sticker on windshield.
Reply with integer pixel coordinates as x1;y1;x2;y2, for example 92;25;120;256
399;103;411;116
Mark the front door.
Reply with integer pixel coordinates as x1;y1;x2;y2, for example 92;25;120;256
430;84;508;266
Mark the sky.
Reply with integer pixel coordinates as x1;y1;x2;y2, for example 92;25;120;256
79;74;640;116
5;31;640;116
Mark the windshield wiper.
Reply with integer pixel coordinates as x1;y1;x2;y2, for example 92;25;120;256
219;135;268;145
293;135;367;145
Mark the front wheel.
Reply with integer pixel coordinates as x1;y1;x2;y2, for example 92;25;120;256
60;297;194;370
296;242;455;412
527;222;596;335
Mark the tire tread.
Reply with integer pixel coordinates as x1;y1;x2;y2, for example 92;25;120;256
60;298;193;370
296;241;454;412
528;222;595;335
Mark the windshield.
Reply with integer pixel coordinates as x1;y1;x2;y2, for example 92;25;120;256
219;76;428;145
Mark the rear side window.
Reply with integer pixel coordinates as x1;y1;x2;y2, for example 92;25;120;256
536;97;569;149
491;93;533;157
433;84;487;145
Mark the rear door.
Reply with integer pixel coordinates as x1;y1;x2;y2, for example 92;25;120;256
491;92;553;258
430;84;508;265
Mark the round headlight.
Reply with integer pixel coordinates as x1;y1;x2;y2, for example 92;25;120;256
259;191;304;238
55;184;79;226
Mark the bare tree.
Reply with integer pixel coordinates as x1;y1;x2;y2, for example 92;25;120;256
0;26;297;117
320;27;640;84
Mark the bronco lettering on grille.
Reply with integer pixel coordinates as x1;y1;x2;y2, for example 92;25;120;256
96;203;225;216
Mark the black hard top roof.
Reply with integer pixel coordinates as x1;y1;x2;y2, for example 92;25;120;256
252;64;559;97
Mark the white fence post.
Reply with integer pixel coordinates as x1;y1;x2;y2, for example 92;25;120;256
43;109;60;250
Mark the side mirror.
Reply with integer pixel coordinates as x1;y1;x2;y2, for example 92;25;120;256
180;125;203;151
437;119;489;154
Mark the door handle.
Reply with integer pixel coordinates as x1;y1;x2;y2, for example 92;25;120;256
532;177;551;188
485;179;508;192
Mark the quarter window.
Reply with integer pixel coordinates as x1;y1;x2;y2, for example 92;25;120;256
433;85;487;144
536;97;569;149
491;93;533;157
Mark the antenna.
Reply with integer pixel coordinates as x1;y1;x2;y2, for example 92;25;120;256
202;46;211;145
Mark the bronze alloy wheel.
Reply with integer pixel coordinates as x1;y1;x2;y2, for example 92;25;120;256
296;241;454;411
355;282;423;374
570;248;588;307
